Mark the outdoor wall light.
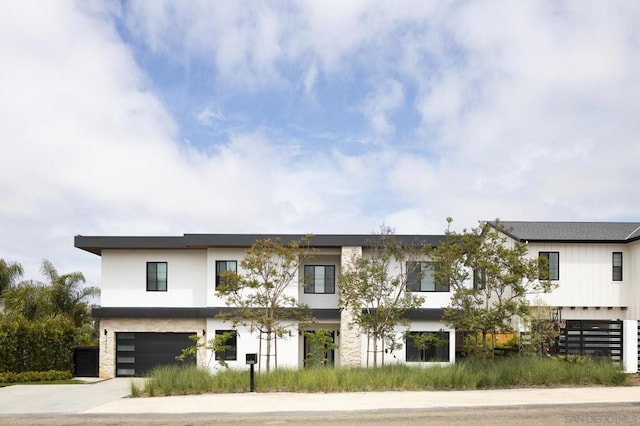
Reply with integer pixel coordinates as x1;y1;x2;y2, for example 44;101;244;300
203;329;206;336
104;329;108;336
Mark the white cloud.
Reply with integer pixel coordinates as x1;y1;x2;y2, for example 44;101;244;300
361;79;405;138
196;106;227;126
1;0;640;288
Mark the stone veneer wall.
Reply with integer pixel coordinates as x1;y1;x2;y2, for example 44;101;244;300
339;246;363;367
99;318;207;378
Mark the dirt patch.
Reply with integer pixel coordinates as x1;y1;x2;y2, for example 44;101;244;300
625;374;640;386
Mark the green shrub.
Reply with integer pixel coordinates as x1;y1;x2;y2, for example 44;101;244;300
0;370;73;383
0;316;79;373
553;354;590;364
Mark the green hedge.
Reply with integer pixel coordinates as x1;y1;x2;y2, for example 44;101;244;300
0;316;79;373
0;370;73;383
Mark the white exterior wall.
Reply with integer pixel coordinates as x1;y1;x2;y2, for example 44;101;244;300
299;252;341;309
558;307;627;321
524;242;628;308
623;320;638;373
206;318;300;371
627;241;640;319
206;248;247;307
360;321;455;367
358;248;451;309
101;249;207;307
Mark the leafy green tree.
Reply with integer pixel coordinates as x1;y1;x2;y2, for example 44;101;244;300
523;297;561;356
430;218;555;360
41;259;99;328
217;236;314;372
304;329;338;368
3;260;99;332
177;330;237;369
0;259;23;299
338;226;426;367
2;280;50;321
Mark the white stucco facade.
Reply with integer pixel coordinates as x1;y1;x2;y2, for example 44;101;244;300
81;234;451;378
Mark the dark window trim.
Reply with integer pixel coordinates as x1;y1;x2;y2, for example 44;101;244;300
215;260;237;290
303;265;336;294
407;261;449;292
612;252;623;282
538;252;559;281
473;268;486;290
406;331;450;362
146;262;168;292
214;330;237;361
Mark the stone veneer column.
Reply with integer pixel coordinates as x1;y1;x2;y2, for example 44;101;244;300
339;246;363;367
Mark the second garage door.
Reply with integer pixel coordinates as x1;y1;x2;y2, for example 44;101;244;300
116;332;196;377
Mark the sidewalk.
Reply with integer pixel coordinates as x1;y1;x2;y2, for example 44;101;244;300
2;379;639;415
84;386;640;414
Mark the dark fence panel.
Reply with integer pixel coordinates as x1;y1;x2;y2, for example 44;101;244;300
559;320;622;362
74;347;99;377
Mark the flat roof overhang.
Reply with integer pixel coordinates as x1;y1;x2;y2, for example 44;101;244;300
75;234;446;256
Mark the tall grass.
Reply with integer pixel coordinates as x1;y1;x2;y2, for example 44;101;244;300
132;357;627;397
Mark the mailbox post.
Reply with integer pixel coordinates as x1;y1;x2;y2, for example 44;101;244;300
246;353;257;392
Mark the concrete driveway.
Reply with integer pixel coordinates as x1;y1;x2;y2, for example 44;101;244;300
0;378;136;414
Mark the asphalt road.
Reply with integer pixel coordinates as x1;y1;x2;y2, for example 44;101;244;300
2;404;640;425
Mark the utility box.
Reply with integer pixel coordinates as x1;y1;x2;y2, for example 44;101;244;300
246;353;258;365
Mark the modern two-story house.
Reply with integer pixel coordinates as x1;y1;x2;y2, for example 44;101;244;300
75;234;454;378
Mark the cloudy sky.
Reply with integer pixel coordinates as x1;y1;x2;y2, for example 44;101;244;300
1;0;639;287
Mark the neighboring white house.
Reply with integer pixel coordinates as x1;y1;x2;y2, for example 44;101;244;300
492;221;640;321
75;234;454;378
492;221;640;372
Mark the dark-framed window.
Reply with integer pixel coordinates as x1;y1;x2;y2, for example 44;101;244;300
304;265;335;294
473;268;486;290
538;252;559;281
407;262;448;292
406;331;450;362
146;262;167;291
215;330;237;361
613;252;623;281
216;261;237;289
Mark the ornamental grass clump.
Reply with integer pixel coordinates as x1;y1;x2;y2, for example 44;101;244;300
132;356;627;397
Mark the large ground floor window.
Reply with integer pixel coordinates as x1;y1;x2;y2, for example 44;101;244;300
406;331;450;362
303;329;336;368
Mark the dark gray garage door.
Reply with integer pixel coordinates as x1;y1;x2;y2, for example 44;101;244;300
116;332;196;377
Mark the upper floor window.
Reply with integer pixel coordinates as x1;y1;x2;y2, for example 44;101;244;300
147;262;167;291
612;252;623;281
538;252;559;281
304;265;335;294
473;268;486;290
407;262;448;292
216;261;237;289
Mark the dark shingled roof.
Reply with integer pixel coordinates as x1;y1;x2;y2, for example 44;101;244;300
491;221;640;243
75;233;446;256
